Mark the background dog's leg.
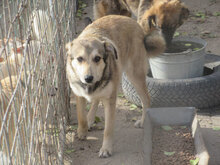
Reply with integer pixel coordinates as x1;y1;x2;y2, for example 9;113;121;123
76;96;88;140
99;95;117;158
126;69;150;128
87;100;99;129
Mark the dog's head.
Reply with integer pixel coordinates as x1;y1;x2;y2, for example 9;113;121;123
66;38;117;86
138;14;166;57
141;0;189;46
156;0;189;45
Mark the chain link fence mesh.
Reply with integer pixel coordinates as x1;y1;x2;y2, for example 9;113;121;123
0;0;78;164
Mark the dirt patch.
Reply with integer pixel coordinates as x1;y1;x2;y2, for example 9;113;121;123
179;0;220;55
152;126;196;165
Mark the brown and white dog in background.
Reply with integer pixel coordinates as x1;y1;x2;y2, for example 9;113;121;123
93;0;189;46
139;0;189;46
66;15;165;157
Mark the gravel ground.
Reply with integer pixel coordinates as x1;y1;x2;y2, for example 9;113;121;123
152;126;196;165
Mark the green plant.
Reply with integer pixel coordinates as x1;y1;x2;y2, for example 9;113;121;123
118;93;125;98
213;127;220;131
161;125;173;131
195;12;206;19
76;0;87;18
190;158;199;165
163;151;175;156
213;12;220;16
129;104;138;110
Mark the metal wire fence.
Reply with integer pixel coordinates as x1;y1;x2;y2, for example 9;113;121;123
0;0;77;164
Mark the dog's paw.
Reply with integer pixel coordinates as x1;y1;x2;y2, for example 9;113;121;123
77;128;87;140
99;147;112;158
134;119;144;128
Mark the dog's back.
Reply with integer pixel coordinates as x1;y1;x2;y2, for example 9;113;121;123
83;15;144;39
83;15;144;45
80;15;164;58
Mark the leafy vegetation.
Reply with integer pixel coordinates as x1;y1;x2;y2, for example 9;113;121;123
161;125;173;131
190;157;199;165
164;151;175;156
76;0;87;18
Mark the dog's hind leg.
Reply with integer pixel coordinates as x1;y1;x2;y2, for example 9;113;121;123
87;100;99;129
99;94;117;158
125;68;150;128
76;96;88;140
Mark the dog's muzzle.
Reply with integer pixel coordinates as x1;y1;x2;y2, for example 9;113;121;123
84;75;94;83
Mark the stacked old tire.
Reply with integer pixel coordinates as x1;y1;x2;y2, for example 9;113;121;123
122;65;220;109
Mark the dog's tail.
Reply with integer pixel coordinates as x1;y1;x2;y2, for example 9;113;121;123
31;10;53;44
144;30;166;57
143;15;166;57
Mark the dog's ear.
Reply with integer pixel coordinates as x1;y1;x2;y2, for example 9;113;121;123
179;6;189;25
103;42;118;60
65;41;73;55
148;14;157;29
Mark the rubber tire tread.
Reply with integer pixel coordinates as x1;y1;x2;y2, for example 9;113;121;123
122;65;220;109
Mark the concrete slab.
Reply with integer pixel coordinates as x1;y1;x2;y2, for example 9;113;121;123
143;107;209;165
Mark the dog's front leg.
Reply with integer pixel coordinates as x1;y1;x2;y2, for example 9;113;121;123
76;96;88;140
99;96;116;158
87;99;99;129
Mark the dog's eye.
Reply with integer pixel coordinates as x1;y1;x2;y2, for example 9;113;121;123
94;56;101;63
77;57;84;62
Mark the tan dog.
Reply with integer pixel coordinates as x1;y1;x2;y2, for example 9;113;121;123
66;15;165;157
0;51;24;79
0;73;27;151
93;0;189;45
139;0;189;46
0;39;24;79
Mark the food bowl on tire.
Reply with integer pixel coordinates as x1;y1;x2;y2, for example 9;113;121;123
149;37;207;79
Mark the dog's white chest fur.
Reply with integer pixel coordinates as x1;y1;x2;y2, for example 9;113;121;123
69;81;113;102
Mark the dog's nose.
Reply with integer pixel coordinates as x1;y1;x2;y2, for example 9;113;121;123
84;75;93;83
